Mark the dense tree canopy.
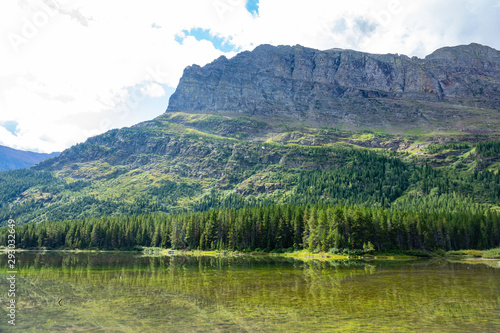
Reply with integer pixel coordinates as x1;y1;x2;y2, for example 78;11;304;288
3;202;498;252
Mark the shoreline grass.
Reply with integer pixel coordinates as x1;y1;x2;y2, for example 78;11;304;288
3;246;500;260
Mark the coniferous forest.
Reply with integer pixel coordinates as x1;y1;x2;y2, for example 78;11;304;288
3;202;499;253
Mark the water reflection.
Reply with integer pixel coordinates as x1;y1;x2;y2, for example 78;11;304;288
0;252;499;332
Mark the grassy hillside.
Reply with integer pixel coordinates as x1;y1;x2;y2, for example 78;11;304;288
0;111;498;226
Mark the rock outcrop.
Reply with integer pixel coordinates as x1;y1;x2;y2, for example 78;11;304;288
167;43;500;131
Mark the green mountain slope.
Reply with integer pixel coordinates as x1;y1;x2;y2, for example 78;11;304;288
0;111;498;225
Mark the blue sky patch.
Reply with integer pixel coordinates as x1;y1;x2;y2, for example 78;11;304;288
246;0;259;16
1;121;19;135
175;28;239;53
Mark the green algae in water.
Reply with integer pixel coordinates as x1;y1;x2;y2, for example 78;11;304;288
0;253;499;332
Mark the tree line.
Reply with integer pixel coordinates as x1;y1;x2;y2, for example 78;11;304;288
3;202;499;252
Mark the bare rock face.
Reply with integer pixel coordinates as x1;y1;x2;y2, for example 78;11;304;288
167;43;500;131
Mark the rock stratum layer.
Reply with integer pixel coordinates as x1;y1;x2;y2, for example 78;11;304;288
168;43;500;132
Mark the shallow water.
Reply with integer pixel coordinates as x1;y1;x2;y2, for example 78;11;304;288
1;252;499;332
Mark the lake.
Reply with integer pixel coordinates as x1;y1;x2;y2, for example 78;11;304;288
1;252;499;332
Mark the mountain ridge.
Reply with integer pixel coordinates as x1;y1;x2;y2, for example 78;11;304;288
0;145;59;171
167;43;500;133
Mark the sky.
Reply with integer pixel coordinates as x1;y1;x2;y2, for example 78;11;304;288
1;0;500;153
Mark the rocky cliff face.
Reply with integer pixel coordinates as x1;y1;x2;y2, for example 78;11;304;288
167;43;500;130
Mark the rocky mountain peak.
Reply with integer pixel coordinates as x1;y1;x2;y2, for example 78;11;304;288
425;43;500;67
167;43;500;132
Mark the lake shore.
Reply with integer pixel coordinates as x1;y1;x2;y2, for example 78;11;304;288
3;247;500;261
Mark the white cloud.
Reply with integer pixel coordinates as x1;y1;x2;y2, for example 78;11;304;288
0;0;499;153
141;82;165;98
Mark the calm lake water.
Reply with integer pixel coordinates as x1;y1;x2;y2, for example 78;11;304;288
1;252;499;332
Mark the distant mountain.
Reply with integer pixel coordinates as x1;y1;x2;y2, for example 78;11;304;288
0;145;59;171
169;43;500;133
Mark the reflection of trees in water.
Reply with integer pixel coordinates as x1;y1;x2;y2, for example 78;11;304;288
5;253;373;308
2;253;499;332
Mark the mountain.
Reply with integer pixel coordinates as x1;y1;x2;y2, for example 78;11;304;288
0;145;59;171
1;43;499;226
169;43;500;133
